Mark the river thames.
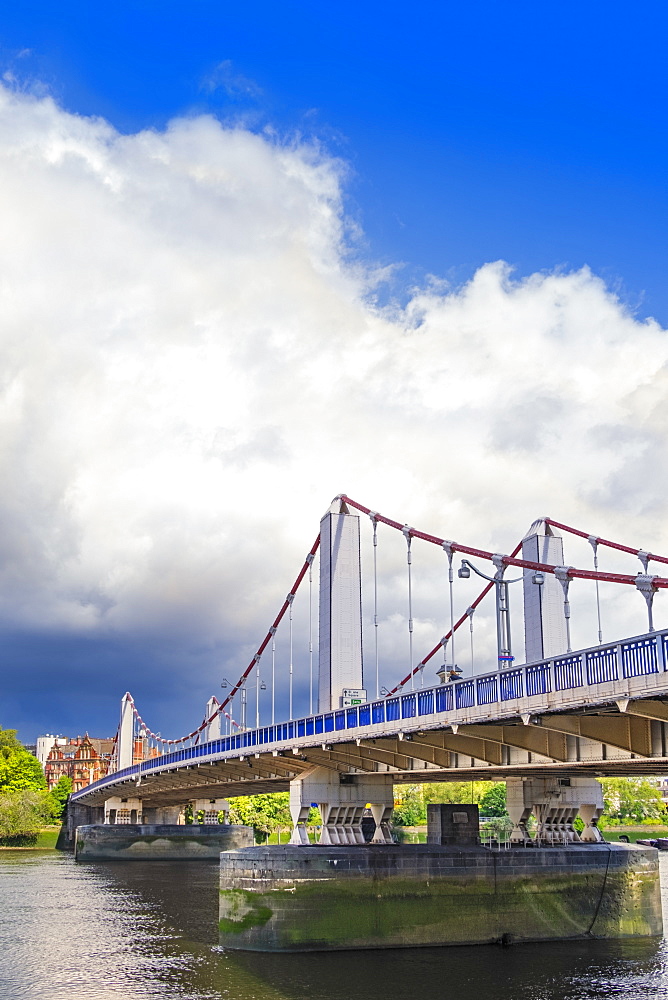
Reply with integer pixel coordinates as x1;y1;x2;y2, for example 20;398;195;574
2;849;668;1000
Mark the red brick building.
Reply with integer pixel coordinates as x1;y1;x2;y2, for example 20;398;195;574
45;735;115;792
45;735;161;792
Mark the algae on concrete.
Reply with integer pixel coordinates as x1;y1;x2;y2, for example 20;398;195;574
218;844;662;952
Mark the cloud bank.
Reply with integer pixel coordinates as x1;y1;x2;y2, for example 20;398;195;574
0;84;667;735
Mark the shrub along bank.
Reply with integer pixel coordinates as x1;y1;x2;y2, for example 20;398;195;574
0;728;71;846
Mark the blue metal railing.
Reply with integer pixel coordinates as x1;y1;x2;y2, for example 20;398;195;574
72;627;668;801
586;646;618;684
622;638;658;678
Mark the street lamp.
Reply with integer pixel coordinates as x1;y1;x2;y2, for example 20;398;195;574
255;673;267;729
458;558;523;668
221;679;235;735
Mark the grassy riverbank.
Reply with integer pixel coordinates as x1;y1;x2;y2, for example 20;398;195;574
5;824;668;850
0;827;61;850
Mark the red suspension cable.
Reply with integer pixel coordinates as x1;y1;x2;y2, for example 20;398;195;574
544;517;668;567
124;534;321;746
339;495;668;589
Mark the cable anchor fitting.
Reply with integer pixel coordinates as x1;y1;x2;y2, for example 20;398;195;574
635;573;659;633
637;550;651;574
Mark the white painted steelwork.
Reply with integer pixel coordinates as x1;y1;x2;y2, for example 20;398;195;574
318;501;364;712
522;521;568;662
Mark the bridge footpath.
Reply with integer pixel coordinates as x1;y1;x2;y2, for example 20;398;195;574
72;625;668;812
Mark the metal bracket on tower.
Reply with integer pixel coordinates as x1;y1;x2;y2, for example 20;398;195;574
635;574;659;633
637;550;651;574
491;554;507;577
442;542;457;673
554;566;573;652
588;535;603;644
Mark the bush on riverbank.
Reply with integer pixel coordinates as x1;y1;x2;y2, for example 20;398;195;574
0;728;69;843
0;790;55;844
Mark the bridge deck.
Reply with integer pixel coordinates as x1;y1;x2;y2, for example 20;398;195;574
73;627;668;806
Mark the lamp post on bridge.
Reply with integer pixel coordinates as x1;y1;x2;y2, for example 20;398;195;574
220;679;235;734
457;558;524;669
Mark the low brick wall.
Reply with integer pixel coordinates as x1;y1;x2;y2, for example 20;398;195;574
218;843;662;951
75;824;253;860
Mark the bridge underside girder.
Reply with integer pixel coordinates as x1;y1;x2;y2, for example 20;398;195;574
76;697;668;806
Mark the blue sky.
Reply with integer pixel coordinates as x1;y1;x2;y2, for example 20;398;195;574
3;1;668;319
2;2;668;743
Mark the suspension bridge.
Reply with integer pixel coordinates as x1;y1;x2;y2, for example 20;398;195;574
70;495;668;846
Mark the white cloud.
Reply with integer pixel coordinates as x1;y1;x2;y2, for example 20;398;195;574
0;83;667;709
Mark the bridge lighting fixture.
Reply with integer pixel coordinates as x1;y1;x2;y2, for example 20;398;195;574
532;572;545;586
380;686;390;696
457;558;523;669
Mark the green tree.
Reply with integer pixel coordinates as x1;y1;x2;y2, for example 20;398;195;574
479;783;507;817
393;785;425;826
392;781;506;826
47;776;72;821
0;790;53;844
599;778;664;823
422;780;498;807
0;729;23;751
0;728;45;793
228;792;294;842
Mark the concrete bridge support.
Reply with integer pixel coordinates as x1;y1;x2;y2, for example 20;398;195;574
289;765;394;845
102;797;230;825
143;805;183;824
192;797;229;823
104;795;145;824
57;800;104;850
507;777;604;845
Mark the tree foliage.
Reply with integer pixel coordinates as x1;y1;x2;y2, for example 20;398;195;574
47;776;72;820
0;729;23;751
228;792;294;839
599;778;664;823
479;783;507;817
392;785;425;826
0;790;53;844
0;728;55;843
0;728;45;793
393;781;507;826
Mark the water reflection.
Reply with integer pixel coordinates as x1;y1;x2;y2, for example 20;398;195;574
1;850;668;1000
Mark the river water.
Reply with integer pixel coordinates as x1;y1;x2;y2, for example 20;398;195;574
3;850;668;1000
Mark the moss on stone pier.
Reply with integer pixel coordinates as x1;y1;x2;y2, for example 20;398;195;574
218;844;662;952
